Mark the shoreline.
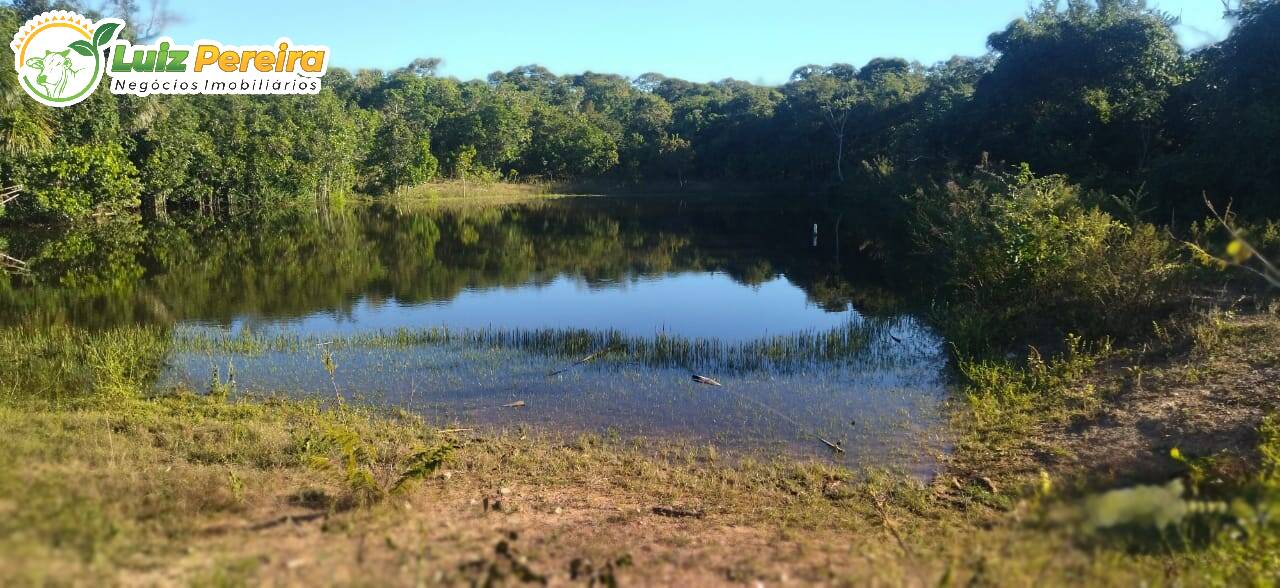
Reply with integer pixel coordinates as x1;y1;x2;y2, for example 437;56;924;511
2;307;1277;584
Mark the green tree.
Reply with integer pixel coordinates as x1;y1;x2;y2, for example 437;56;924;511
1166;0;1280;216
787;65;859;181
967;0;1183;184
366;93;438;193
12;143;142;222
523;105;618;179
0;7;53;161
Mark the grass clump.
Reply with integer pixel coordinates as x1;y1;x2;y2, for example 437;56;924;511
957;334;1107;454
1;315;1279;584
0;322;457;580
387;180;560;202
949;332;1111;504
0;323;169;403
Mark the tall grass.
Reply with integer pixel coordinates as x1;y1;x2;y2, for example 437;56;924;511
174;320;895;373
956;334;1108;455
0;324;170;403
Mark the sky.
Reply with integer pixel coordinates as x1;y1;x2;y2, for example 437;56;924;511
158;0;1236;85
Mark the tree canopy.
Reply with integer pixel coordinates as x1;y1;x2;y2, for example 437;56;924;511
2;0;1279;222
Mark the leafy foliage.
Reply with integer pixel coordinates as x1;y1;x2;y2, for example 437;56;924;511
11;144;141;222
967;0;1183;184
913;166;1186;349
2;1;1279;221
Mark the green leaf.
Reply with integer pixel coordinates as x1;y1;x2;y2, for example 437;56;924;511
92;22;121;47
68;40;95;57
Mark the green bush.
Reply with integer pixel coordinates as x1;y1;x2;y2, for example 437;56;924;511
11;144;141;223
912;166;1186;350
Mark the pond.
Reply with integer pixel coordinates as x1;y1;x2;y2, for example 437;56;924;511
1;194;951;472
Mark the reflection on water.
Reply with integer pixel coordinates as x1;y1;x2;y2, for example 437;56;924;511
225;273;859;343
2;195;950;470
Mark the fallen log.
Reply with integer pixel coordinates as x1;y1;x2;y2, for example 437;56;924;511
817;435;845;454
690;374;722;386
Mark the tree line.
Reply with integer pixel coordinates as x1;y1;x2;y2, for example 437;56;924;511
1;0;1279;223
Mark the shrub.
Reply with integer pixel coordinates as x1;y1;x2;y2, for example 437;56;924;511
912;166;1186;351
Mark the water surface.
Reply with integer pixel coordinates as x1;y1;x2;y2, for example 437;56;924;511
3;195;950;470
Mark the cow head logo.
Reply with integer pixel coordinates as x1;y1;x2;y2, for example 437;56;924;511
10;11;123;107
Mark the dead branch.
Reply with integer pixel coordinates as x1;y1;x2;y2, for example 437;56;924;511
869;490;913;556
651;506;704;518
1;253;29;274
0;185;20;207
817;435;845;453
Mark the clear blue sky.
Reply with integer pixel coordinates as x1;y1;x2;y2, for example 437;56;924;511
158;0;1235;85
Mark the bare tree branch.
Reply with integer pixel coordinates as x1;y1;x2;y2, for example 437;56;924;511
0;185;20;208
0;253;28;274
1195;194;1280;288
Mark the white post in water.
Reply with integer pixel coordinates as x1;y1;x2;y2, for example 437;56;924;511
812;223;818;247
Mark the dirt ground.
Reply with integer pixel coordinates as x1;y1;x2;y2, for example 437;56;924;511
128;486;887;586
1040;313;1280;487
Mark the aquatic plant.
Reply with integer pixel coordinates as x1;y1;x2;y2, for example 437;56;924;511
0;323;169;402
172;318;912;374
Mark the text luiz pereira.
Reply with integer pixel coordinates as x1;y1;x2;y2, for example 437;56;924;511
109;38;329;96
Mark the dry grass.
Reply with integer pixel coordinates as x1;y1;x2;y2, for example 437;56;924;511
381;180;564;204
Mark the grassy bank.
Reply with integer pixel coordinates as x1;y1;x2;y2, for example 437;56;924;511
386;181;563;202
1;309;1278;585
381;179;819;203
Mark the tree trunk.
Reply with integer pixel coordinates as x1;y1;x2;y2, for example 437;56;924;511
143;193;167;222
834;132;845;182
